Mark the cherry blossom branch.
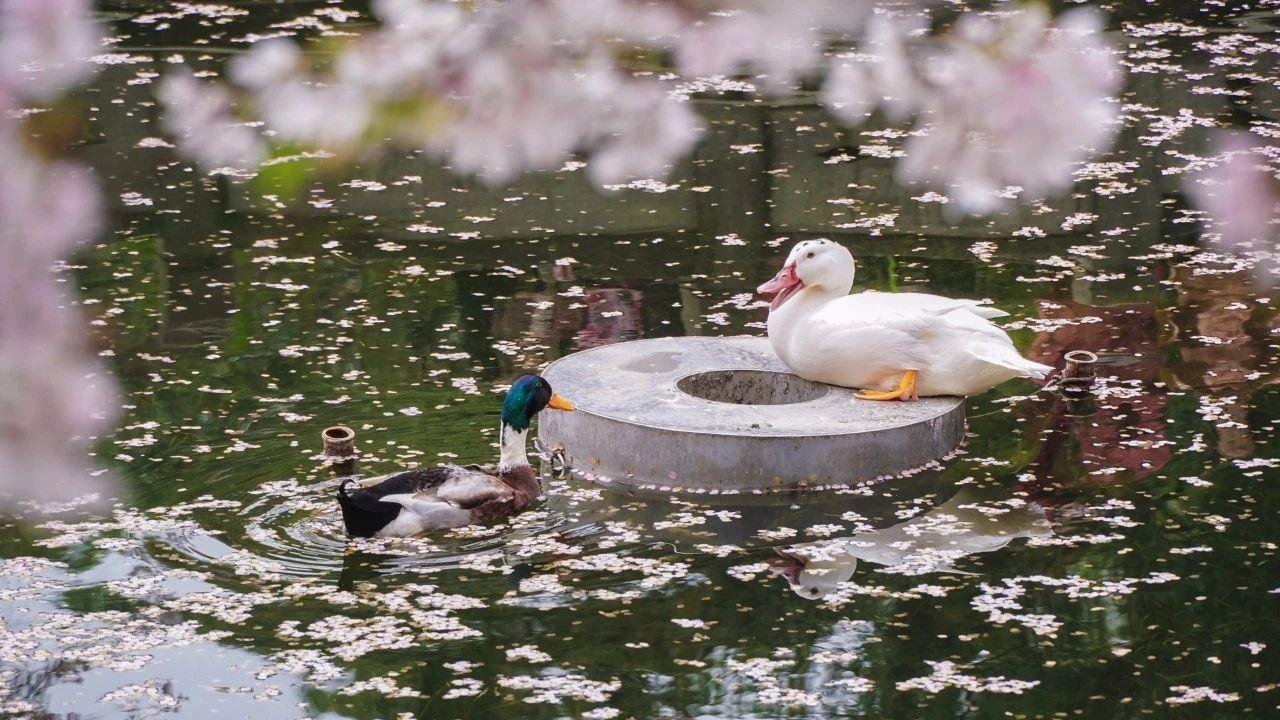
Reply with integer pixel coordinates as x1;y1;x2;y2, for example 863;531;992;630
160;0;1125;212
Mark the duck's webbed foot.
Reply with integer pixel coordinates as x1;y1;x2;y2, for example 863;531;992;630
855;370;918;401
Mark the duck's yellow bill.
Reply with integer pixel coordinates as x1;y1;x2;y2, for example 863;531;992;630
548;392;575;411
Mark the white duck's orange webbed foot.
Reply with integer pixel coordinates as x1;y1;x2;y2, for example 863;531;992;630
855;370;918;402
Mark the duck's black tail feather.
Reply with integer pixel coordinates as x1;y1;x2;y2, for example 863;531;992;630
335;478;397;538
337;478;356;501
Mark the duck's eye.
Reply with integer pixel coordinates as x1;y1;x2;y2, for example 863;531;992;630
806;251;815;259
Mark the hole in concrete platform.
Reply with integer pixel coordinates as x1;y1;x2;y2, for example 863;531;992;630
677;370;829;406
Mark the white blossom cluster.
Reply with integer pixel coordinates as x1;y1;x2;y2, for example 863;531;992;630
167;0;704;185
1165;685;1242;705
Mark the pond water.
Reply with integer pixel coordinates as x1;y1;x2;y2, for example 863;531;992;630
3;2;1279;718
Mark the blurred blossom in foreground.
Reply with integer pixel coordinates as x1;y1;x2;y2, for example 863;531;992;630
165;0;703;184
899;7;1120;212
158;70;266;171
822;6;1119;212
676;0;866;95
165;0;1122;210
1187;132;1280;285
822;13;924;124
0;0;99;99
0;0;116;510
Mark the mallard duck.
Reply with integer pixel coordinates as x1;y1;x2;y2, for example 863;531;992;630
757;239;1052;400
336;375;574;537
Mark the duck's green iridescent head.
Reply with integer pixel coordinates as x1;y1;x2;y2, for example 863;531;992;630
500;375;574;431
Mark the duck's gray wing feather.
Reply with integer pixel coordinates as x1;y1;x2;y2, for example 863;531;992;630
353;466;455;492
430;466;515;509
380;465;512;511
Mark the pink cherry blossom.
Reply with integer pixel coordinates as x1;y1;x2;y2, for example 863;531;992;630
178;0;1124;207
215;0;702;184
822;12;925;125
0;0;99;99
227;38;301;90
676;0;842;94
898;6;1121;212
1186;132;1280;256
157;70;265;170
0;0;116;509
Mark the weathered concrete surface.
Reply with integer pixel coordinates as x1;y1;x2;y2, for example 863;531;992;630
539;336;964;491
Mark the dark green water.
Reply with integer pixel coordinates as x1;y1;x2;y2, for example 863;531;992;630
2;2;1278;719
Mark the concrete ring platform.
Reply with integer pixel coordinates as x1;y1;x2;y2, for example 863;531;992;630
539;336;964;492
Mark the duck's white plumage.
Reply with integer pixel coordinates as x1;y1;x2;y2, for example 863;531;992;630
377;468;514;535
761;240;1052;397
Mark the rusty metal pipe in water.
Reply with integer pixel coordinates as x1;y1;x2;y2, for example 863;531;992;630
321;425;356;458
1059;350;1098;396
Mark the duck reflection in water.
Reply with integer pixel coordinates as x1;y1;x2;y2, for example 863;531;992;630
769;487;1053;600
576;288;645;348
491;260;650;370
1016;268;1279;501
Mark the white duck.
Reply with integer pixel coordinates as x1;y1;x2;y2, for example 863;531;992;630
757;239;1052;400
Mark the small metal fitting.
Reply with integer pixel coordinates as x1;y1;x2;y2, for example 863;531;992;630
549;447;570;480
